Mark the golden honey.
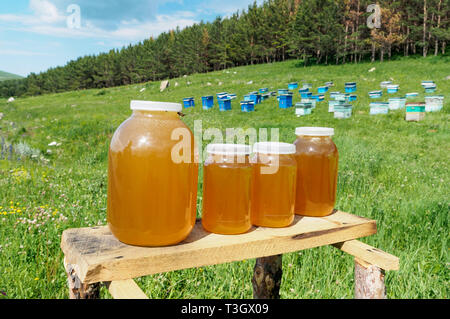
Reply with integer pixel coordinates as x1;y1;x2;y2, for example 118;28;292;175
107;101;198;246
293;127;338;217
251;142;297;227
201;144;252;234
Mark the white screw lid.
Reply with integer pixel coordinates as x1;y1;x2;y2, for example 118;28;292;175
206;144;251;155
295;127;335;136
130;100;182;112
253;142;296;154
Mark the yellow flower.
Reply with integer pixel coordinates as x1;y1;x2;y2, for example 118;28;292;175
34;277;39;281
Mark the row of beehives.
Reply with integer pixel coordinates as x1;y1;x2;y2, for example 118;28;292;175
181;80;354;112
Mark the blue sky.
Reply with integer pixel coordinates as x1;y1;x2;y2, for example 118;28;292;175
0;0;262;76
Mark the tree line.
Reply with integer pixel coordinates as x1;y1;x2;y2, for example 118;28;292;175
1;0;448;98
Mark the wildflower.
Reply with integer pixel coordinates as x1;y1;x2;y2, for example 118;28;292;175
34;277;39;281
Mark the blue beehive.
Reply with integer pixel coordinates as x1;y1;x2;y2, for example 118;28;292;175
249;92;261;104
201;96;214;109
310;94;324;102
386;85;399;94
183;97;195;108
216;92;228;99
261;93;270;101
424;85;436;93
218;97;231;111
227;93;237;100
421;81;435;88
406;92;419;99
278;94;293;108
348;94;357;102
369;90;383;99
278;89;290;95
240;101;255;112
318;86;328;94
259;88;268;93
288;82;298;90
345;82;357;93
299;88;310;98
380;81;392;89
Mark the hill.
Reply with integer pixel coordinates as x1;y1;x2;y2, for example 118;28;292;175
0;70;23;81
1;0;448;98
0;57;448;298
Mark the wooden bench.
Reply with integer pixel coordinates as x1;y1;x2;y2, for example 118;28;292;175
60;210;399;299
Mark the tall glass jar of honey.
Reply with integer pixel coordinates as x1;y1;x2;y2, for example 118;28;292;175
293;127;338;217
107;100;198;246
251;142;297;227
201;144;252;234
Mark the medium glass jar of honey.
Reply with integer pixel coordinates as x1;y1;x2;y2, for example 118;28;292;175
293;127;338;217
201;144;252;234
251;142;297;227
107;100;198;246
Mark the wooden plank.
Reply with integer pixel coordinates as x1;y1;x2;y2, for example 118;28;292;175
106;279;149;299
332;240;399;270
61;210;376;284
354;257;386;299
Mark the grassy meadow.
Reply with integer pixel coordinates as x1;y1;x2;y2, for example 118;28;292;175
0;56;449;299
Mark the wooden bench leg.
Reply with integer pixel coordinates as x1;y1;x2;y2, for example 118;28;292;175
252;254;282;299
64;258;100;299
354;257;386;299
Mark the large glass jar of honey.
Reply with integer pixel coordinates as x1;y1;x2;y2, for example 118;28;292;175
251;142;297;227
201;144;252;234
293;127;338;217
107;100;198;246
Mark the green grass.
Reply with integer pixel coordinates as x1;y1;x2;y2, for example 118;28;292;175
0;71;23;82
0;56;449;299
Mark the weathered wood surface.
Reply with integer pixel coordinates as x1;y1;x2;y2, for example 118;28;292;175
252;255;282;299
333;240;399;270
106;279;149;299
354;257;386;299
61;210;376;284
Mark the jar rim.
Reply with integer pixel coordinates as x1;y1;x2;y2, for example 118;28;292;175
295;127;334;136
206;143;251;155
130;100;182;112
253;142;296;154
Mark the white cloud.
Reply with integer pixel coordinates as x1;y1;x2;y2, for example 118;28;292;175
0;3;198;43
29;0;65;23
